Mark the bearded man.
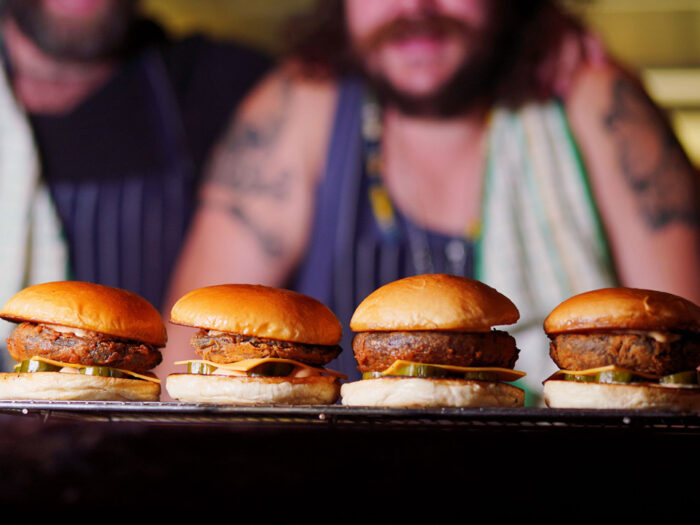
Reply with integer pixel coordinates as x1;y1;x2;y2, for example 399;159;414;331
163;0;700;401
0;0;268;360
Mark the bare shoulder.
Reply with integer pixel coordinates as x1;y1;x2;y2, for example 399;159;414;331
562;61;700;301
227;62;339;181
563;62;641;129
563;61;699;230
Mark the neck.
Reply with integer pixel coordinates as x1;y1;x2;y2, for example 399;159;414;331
2;17;116;114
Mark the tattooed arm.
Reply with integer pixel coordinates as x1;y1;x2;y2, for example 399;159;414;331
565;64;700;303
156;67;337;381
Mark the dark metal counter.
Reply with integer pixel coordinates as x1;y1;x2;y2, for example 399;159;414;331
0;401;697;516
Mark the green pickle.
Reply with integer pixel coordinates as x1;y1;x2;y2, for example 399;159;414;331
188;361;217;375
564;370;634;384
79;366;127;378
659;370;699;385
597;370;634;384
367;363;499;381
565;369;700;385
15;359;62;373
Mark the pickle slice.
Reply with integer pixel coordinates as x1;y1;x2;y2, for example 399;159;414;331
369;363;499;381
14;359;62;373
564;371;635;384
188;361;217;375
659;371;699;385
597;370;634;384
79;366;127;378
563;373;598;383
247;362;296;377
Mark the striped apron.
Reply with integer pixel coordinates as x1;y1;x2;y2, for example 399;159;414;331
295;78;618;402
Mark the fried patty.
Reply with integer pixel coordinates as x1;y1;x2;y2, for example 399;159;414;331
7;322;162;373
549;331;700;376
352;330;519;373
190;330;342;366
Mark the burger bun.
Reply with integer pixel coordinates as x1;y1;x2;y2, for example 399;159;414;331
166;374;340;405
340;377;524;408
0;372;160;401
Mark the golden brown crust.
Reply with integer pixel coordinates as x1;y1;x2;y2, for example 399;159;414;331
544;288;700;335
0;281;167;346
0;372;160;401
170;284;342;345
350;274;519;332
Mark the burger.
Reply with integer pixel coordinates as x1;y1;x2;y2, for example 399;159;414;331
543;287;700;410
340;274;526;407
166;284;345;404
0;281;166;401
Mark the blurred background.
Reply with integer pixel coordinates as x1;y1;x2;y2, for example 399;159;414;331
141;0;700;165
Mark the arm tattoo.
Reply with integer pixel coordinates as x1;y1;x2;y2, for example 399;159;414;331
204;75;293;258
604;77;700;229
227;204;284;258
209;75;292;200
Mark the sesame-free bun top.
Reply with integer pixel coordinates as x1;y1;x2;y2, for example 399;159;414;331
170;284;342;345
544;287;700;335
0;281;167;346
350;274;519;332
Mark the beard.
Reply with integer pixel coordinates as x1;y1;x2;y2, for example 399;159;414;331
354;11;516;118
5;0;138;62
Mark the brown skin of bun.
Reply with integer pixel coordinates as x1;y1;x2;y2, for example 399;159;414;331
170;284;342;345
350;274;519;333
0;281;167;346
544;287;700;334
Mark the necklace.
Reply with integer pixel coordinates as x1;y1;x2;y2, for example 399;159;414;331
362;94;482;277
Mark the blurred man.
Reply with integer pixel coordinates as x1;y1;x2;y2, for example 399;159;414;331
0;0;268;307
0;0;268;371
163;0;700;400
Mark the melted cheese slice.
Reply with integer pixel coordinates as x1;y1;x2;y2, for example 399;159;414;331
174;358;348;379
18;356;160;383
545;364;662;382
378;359;526;382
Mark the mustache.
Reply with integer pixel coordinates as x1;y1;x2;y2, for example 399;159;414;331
357;15;474;53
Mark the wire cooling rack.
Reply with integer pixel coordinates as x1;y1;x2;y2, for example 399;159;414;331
1;399;699;431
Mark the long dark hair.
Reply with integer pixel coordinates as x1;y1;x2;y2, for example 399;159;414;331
284;0;588;109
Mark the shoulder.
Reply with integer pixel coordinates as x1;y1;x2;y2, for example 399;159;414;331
234;62;341;178
563;61;651;136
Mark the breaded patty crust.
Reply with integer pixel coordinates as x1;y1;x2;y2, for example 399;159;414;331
190;329;342;366
7;322;162;372
549;331;700;376
352;330;519;373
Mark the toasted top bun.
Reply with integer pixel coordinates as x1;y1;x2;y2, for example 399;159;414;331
544;287;700;335
350;274;519;332
170;284;342;345
0;281;167;346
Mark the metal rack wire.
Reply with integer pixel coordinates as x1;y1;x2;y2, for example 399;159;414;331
1;399;699;431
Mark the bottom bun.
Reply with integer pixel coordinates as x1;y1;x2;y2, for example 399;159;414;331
340;377;524;408
543;380;700;411
166;374;341;405
0;372;160;401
